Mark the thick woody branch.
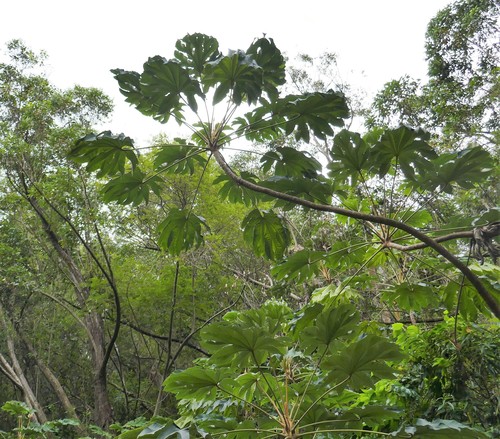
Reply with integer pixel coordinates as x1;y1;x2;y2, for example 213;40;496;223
212;149;500;318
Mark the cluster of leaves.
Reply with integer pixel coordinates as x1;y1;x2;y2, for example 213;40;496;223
108;301;488;438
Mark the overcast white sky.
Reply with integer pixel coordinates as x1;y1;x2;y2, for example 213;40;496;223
1;0;451;146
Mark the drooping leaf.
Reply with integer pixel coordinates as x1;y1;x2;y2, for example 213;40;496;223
395;418;489;438
163;367;221;401
327;129;371;184
213;172;270;206
382;282;437;312
421;146;494;194
271;249;326;282
300;304;359;353
102;169;163;205
259;176;333;206
324;334;404;388
246;37;286;101
260;147;322;178
201;322;287;367
275;91;349;142
141;56;203;115
135;421;189;439
157;208;209;255
242;209;291;261
174;33;220;76
153;141;207;175
70;131;138;177
371;126;437;179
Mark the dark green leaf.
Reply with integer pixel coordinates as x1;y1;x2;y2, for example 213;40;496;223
275;91;349;141
70;131;138;177
203;50;263;105
157;208;209;255
246;37;285;101
260;147;322;178
174;33;220;75
102;169;163;205
328;129;371;184
372;126;437;179
153;141;207;175
421;146;494;194
271;250;326;282
395;418;489;438
324;334;404;388
242;209;291;260
300;304;359;353
213;172;270;206
163;367;221;401
382;282;437;311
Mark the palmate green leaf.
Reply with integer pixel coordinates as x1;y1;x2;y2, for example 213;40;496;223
324;334;404;389
420;146;494;194
246;37;285;101
260;147;322;178
174;33;220;76
163;367;221;401
213;172;270;206
271;250;326;282
141;56;203;115
135;421;189;439
102;170;163;205
372;126;437;179
382;282;437;312
276;91;349;142
259;176;333;206
300;304;359;353
201;322;288;367
327;129;371;184
242;209;291;261
233;102;285;142
395;418;489;438
153;141;207;175
157;208;209;255
70;131;138;177
203;50;263;105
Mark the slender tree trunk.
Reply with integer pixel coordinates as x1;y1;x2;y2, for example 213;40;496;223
20;332;80;421
0;305;48;423
25;194;114;426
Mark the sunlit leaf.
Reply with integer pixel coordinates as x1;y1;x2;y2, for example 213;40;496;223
382;282;437;311
163;367;221;401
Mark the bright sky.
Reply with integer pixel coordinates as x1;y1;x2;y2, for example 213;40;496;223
1;0;451;146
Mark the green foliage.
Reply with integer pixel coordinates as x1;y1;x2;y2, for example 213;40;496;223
241;209;291;261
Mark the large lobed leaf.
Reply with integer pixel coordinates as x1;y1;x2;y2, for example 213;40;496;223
157;208;209;255
70;131;138;177
324;334;405;389
241;208;291;261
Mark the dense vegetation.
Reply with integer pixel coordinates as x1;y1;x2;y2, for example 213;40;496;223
0;0;498;437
